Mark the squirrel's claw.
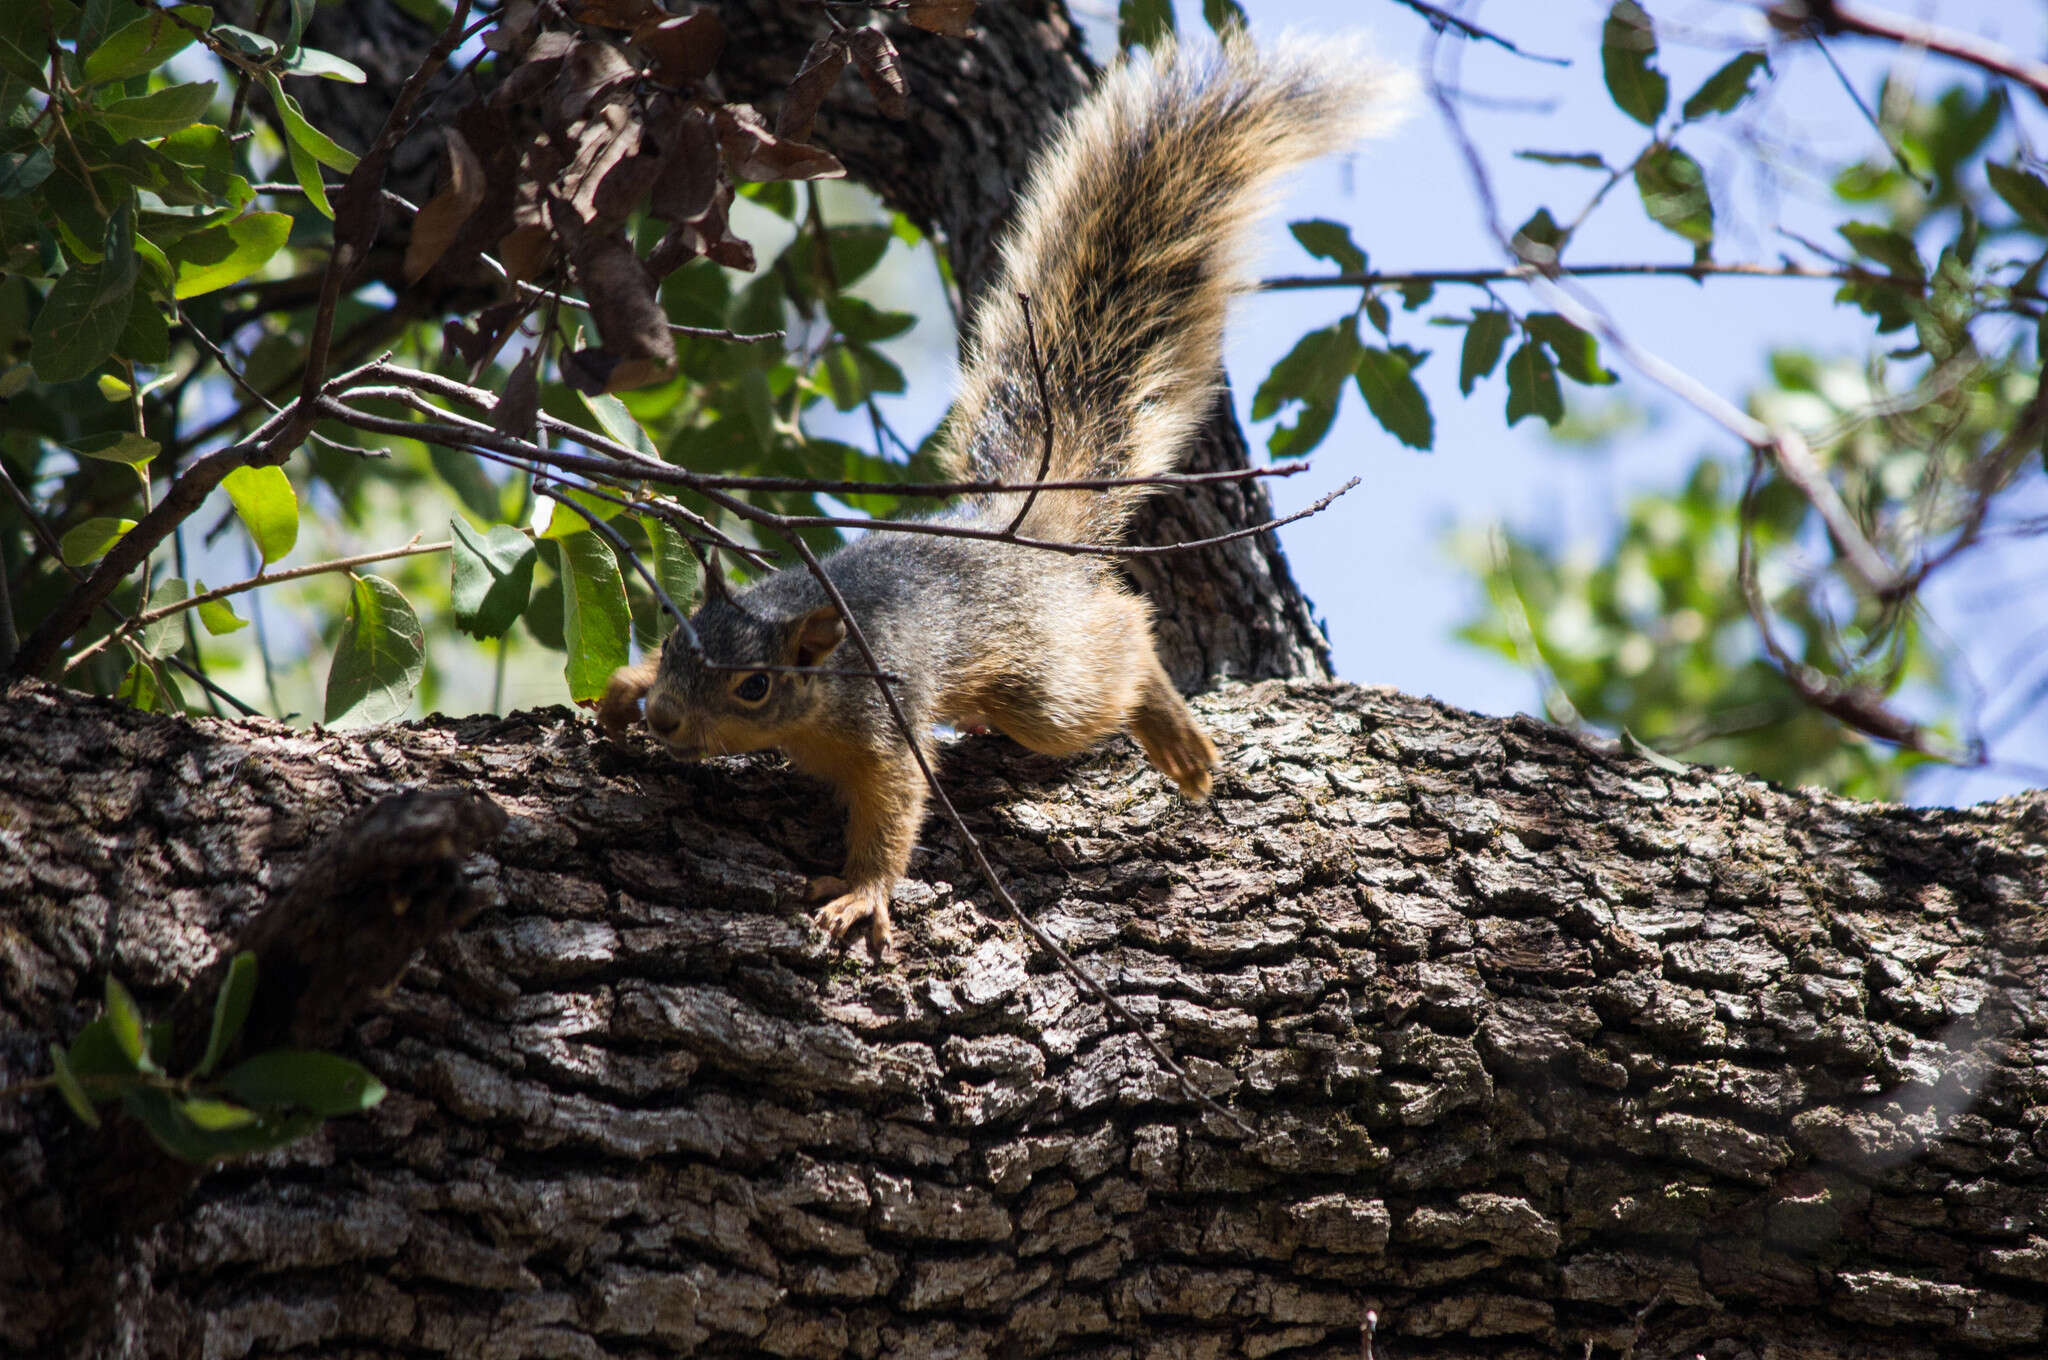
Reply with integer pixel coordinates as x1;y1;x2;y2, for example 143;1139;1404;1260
814;878;894;957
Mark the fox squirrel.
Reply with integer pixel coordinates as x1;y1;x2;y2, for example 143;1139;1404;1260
599;35;1410;951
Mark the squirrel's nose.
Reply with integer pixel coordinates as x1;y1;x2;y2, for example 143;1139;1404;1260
645;690;684;740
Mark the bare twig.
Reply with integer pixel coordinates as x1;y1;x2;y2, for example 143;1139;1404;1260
1002;293;1058;536
64;537;454;673
1390;0;1567;66
1260;259;1917;291
1776;0;2048;102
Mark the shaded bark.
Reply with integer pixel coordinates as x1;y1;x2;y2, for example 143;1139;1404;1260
3;679;2046;1359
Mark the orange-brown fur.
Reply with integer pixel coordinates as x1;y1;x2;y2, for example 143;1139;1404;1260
603;36;1409;953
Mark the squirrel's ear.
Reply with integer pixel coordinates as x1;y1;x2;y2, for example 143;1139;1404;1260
788;605;846;668
699;552;729;605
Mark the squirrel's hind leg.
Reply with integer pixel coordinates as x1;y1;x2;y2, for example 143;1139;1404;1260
1128;655;1218;800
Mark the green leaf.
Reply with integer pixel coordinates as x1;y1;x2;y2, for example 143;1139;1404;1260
824;294;915;343
119;1084;322;1161
70;430;159;468
449;518;538;639
116;643;185;713
559;529;631;704
48;1043;103;1127
1251;321;1359;459
209;23;279;59
576;389;660;460
262;73;358;172
1634;143;1714;246
179;1097;258;1130
0;145;53;198
281;46;367;82
81;5;210;86
119;293;172;365
812;342;905;412
540;487;624;540
1681;51;1768;120
643;513;698;616
64;1016;136;1079
1290;219;1367;276
1514;150;1610;170
140;577;188;655
59;516;137;566
1525;312;1617;385
192;582;248;635
324;574;424;727
1505;340;1564;426
1986;162;2048;232
282;115;332;217
1601;1;1667;127
1511;207;1565;263
1354;346;1433;450
198;950;257;1076
1201;0;1247;31
1117;0;1174;50
29;205;138;383
1838;222;1924;281
286;0;314;50
93;80;217;142
1459;310;1512;395
167;210;290;298
103;976;149;1069
221;463;298;564
222;1049;387;1116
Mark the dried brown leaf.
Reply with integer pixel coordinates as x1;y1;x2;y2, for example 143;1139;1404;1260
483;0;541;53
903;0;976;38
777;36;848;143
498;223;554;283
552;39;637;128
555;211;676;392
571;0;666;32
647;181;753;275
846;27;908;119
560;106;643;228
649;104;720;224
404;127;487;284
633;10;725;87
714;103;844;183
493;346;542;437
493;34;571;107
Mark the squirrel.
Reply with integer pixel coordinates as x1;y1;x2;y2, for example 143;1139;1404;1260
599;34;1410;952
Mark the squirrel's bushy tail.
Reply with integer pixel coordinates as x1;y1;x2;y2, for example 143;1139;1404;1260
943;34;1412;543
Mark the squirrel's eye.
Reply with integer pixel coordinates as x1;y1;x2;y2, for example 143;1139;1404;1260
733;672;772;704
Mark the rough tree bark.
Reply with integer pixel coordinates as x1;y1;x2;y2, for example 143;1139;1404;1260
2;678;2046;1359
9;6;2047;1358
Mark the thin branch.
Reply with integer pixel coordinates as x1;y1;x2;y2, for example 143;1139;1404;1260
1001;293;1057;536
1779;0;2048;103
1260;259;1910;292
1389;0;1568;66
65;537;454;672
1530;275;1901;595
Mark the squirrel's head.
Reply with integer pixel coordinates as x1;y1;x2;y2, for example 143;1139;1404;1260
642;559;846;758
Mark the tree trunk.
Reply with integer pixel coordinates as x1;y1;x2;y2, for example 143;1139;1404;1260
3;678;2045;1359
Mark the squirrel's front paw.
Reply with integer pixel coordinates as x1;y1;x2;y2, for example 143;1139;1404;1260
811;876;894;957
596;659;659;739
